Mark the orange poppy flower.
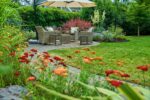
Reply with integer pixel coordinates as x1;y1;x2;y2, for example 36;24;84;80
99;62;106;65
90;51;96;54
74;50;80;53
0;59;3;63
83;57;92;64
27;76;36;81
93;57;103;61
42;59;49;67
116;61;124;67
9;51;16;56
53;67;68;77
82;48;90;51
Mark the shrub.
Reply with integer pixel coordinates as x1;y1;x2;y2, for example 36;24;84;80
17;6;80;30
0;0;22;26
0;26;27;86
95;26;126;42
24;30;36;40
62;18;92;31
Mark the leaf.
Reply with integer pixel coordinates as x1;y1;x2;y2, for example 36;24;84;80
77;81;123;100
117;83;144;100
0;64;12;75
137;87;150;100
34;82;81;100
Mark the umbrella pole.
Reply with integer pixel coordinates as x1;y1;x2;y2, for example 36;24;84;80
67;7;72;12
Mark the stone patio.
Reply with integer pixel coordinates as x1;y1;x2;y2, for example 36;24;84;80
26;41;100;52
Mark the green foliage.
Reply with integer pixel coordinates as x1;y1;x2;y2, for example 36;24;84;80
0;0;22;27
95;26;126;42
18;6;80;30
0;26;27;87
24;30;36;40
126;3;150;35
81;0;150;35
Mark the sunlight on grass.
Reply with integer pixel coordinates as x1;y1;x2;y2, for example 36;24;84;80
49;36;150;85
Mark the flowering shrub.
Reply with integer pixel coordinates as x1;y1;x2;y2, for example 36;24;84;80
0;26;27;87
62;18;92;31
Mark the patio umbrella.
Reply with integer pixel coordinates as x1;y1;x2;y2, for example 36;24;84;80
41;0;96;8
67;0;96;8
41;1;68;7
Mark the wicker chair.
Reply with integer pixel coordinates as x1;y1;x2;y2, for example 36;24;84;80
35;26;56;44
79;31;93;45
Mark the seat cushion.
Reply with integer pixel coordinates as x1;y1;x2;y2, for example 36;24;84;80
46;27;54;32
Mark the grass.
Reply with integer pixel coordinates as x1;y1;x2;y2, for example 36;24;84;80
49;36;150;86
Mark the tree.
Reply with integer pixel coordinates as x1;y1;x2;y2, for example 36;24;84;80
127;3;150;36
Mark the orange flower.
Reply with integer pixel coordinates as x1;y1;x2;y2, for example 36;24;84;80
82;48;90;51
93;57;103;61
90;51;96;54
0;59;3;63
116;62;124;67
99;62;106;65
9;51;16;56
83;57;92;64
27;76;36;81
74;50;80;53
53;67;68;77
42;59;49;67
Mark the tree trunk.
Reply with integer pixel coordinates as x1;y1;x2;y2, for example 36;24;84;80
137;26;140;36
33;0;38;40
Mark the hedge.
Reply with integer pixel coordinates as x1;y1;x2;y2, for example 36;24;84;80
18;6;81;30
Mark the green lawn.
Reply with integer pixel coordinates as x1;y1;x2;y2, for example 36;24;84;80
49;36;150;86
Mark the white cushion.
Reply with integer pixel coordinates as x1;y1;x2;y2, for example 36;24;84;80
46;27;54;32
87;27;94;32
71;27;78;33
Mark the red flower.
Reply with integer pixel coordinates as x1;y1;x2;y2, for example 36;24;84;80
9;52;16;56
54;56;63;61
49;59;54;62
27;76;36;81
137;66;149;71
109;80;123;87
30;48;37;53
105;70;114;76
43;52;49;55
29;54;34;57
121;73;130;78
59;62;67;67
19;55;28;59
14;71;20;77
24;52;29;57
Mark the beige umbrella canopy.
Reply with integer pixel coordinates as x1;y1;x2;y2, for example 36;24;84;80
41;1;67;7
41;0;96;8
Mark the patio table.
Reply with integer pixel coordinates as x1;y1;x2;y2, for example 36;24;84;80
49;34;62;45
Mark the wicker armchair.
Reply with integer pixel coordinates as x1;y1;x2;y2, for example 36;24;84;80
35;26;56;44
79;31;93;45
